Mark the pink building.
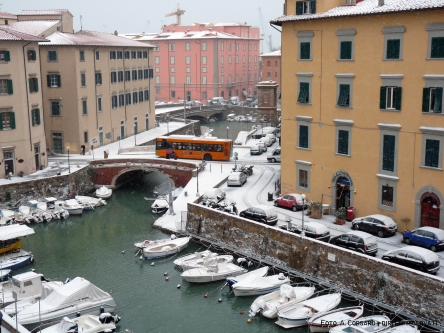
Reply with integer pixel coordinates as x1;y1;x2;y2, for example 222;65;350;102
261;50;281;90
126;22;261;102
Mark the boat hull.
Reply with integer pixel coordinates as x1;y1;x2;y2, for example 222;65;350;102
233;283;287;297
308;306;364;332
0;239;22;255
143;237;190;259
0;250;33;270
67;208;83;215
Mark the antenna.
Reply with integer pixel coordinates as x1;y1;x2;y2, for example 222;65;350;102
80;15;83;31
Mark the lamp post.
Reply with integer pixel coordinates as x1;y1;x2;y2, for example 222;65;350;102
301;194;306;236
134;124;137;146
167;114;170;134
226;126;229;139
67;146;70;173
196;166;199;197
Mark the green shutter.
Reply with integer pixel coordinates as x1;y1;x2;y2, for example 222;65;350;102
338;84;350;106
395;87;402;111
57;75;61;87
380;86;387;109
340;41;352;60
425;139;440;168
36;109;41;125
10;112;15;129
31;109;35;126
382;135;395;172
296;1;303;14
33;50;37;61
310;1;316;13
434;87;443;113
4;51;10;62
387;39;400;59
0;113;3;130
47;75;51;87
297;82;309;103
300;42;310;59
7;79;13;94
299;125;309;148
28;78;32;92
338;130;349;155
422;88;430;112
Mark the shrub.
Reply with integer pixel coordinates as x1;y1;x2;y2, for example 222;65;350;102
335;207;347;221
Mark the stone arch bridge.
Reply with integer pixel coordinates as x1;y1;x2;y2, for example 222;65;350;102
91;158;197;189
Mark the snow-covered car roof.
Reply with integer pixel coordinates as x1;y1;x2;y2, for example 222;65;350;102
416;226;444;240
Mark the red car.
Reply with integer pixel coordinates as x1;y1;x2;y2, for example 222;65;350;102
274;193;306;211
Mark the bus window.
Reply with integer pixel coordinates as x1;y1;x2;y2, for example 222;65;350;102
157;140;166;149
216;145;222;152
172;142;177;149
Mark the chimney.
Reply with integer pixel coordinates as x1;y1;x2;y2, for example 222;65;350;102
378;0;384;6
114;30;118;36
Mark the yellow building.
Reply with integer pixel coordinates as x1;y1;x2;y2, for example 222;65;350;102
271;0;444;230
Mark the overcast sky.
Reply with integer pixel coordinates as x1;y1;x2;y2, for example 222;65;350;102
5;0;284;50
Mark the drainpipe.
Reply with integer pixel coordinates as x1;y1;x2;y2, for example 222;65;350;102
38;47;48;165
22;41;32;151
93;47;99;130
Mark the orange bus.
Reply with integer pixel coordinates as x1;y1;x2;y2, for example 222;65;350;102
155;135;233;161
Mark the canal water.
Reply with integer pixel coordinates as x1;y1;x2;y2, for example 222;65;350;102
203;119;257;141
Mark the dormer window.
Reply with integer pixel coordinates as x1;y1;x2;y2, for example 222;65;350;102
296;1;316;15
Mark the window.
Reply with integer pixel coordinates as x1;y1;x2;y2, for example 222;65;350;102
202;42;207;51
337;84;350;107
155;56;160;64
300;42;311;60
144;89;150;101
203;67;207;73
422;87;443;113
380;86;402;110
153;44;159;52
84;131;88;144
126;93;131;105
119;94;124;107
337;29;356;61
382;185;394;207
425;139;440;168
228;56;232;64
185;42;190;51
137;51;142;59
51;101;61;116
170;56;175;64
29;78;38;93
131;51;136;59
299;125;309;148
110;51;117;60
138;69;143;80
149;68;154;78
186;76;191;84
118;71;124;82
202;76;207;84
229;43;232;51
297;82;309;104
386;39;401;59
97;97;102;112
133;92;138;104
427;23;444;59
236;44;239;51
186;67;191;73
335;119;353;156
111;71;117;84
80;50;85;61
80;73;86;87
299;170;308;188
132;70;137;81
48;50;57;61
221;55;224;64
243;44;246;51
296;116;312;150
202;56;207;65
169;43;175;51
82;100;87;115
431;37;444;58
0;79;12;95
95;72;102;85
337;130;349;155
243;55;246;64
236;56;239;64
143;51;148;59
95;51;100;60
340;41;352;60
296;160;311;192
170;67;175;73
125;70;130;81
382;135;396;172
117;51;123;59
112;95;118;109
155;76;160;84
170;76;176;84
296;1;316;15
139;91;144;102
171;90;176;98
124;51;130;59
202;91;207;99
0;111;15;130
31;109;40;126
27;50;36;61
275;72;278;79
144;69;149;79
156;87;160;94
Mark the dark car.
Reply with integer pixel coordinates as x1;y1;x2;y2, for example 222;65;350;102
239;205;278;226
329;231;378;256
403;226;444;252
382;246;440;274
280;221;330;242
351;214;398;238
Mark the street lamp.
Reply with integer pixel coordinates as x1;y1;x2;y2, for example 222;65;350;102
301;194;306;236
226;126;229;139
134;124;137;146
67;146;70;173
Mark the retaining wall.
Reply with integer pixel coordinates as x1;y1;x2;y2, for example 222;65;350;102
186;203;444;323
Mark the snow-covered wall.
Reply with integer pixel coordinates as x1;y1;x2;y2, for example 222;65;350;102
187;203;444;323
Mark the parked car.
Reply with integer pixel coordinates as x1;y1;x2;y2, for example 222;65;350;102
351;214;398;238
227;172;247;187
202;188;226;204
256;142;267;152
280;222;330;242
403;226;444;252
267;147;281;163
265;133;276;143
381;246;440;274
250;145;263;155
329;230;378;256
239;205;278;226
259;136;273;147
274;193;305;211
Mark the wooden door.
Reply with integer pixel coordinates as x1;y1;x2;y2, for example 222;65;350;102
420;193;440;228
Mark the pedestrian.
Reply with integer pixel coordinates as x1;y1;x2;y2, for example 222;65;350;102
7;172;12;180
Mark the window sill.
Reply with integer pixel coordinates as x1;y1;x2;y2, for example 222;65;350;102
383;58;403;61
298;59;312;61
297;102;312;106
336;59;354;62
50;115;62;117
378;205;396;212
335;153;351;157
335;105;352;109
50;86;60;88
420;165;443;171
81;86;87;88
380;109;400;112
426;57;444;60
422;111;443;115
297;147;311;151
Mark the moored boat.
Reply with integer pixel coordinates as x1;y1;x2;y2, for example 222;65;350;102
0;224;35;270
151;196;169;214
40;313;121;333
75;195;107;207
232;273;290;297
173;250;212;267
181;262;248;283
226;266;269;287
307;305;364;332
59;199;83;215
178;252;234;271
95;186;112;199
329;315;391;333
142;236;190;259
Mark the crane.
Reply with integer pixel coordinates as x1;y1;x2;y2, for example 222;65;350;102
165;3;185;26
258;7;272;53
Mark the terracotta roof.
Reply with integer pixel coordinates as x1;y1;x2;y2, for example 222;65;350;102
39;30;154;47
0;26;49;41
18;9;70;16
271;0;444;25
0;12;17;19
8;20;59;37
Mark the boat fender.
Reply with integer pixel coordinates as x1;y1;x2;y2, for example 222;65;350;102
76;312;81;317
218;298;222;303
143;240;150;246
165;277;169;281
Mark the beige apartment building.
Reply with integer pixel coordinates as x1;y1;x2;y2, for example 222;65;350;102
0;27;48;177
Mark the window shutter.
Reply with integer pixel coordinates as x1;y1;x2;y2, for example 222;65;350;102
300;43;310;59
31;109;35;126
310;1;316;13
37;109;41;125
47;75;51;87
149;69;154;78
338;84;350;106
395;87;402;111
387;39;400;59
7;79;13;94
297;82;309;103
338;130;349;155
299;125;309;148
425;139;440;168
296;1;303;14
434;87;443;113
10;112;15;129
28;78;32;92
382;135;395;172
33;50;37;61
57;75;61;87
380;86;387;109
0;113;3;130
422;88;430;112
4;51;10;62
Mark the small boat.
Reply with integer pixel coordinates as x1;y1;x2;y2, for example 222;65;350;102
232;273;290;297
249;285;316;318
380;325;419;333
59;199;83;215
40;313;121;333
330;315;391;333
307;305;364;332
0;236;21;255
226;266;269;287
276;293;341;328
0;250;33;270
75;195;107;207
142;236;190;259
30;200;52;222
179;252;234;271
151;196;169;214
181;262;248;283
18;205;42;223
95;186;112;199
49;199;69;219
0;224;35;270
0;269;11;281
0;210;16;226
13;277;116;329
173;250;213;267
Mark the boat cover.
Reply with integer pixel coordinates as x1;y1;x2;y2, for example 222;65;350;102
55;317;78;333
280;284;297;299
233;274;289;291
0;224;35;241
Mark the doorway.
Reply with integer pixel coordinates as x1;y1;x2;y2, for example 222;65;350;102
121;121;125;139
336;176;351;210
34;144;40;170
420;193;440;228
99;126;103;146
3;150;14;176
52;132;63;154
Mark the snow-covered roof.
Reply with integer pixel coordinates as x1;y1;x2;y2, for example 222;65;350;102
8;20;59;37
39;30;154;47
214;22;250;27
261;50;281;57
132;30;247;41
0;26;48;41
271;0;444;25
0;12;17;19
19;9;71;16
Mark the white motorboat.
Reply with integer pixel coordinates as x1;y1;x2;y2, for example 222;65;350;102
307;305;364;332
330;315;391;333
226;266;269;287
30;200;52;222
178;252;234;271
0;224;35;270
0;269;11;281
276;293;342;328
49;199;69;219
181;262;248;283
18;205;42;223
36;201;55;221
13;277;116;329
75;196;106;207
142;236;190;259
40;313;121;333
173;250;213;267
2;271;65;313
58;199;83;215
151;196;169;214
0;210;16;226
95;186;112;199
380;325;419;333
249;285;316;318
232;273;290;297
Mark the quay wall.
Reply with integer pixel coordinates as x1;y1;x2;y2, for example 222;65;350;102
186;203;444;323
142;120;201;146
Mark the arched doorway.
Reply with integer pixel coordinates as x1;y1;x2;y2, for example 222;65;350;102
331;170;354;213
420;193;440;228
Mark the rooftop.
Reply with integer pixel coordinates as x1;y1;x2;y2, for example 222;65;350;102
271;0;444;25
261;50;281;57
0;26;49;42
8;20;59;37
0;12;17;19
39;30;154;47
124;30;250;42
18;9;71;16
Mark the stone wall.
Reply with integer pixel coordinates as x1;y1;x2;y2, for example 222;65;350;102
0;166;94;205
186;203;444;323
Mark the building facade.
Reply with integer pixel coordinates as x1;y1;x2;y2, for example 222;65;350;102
125;22;261;103
272;0;444;230
0;28;48;177
261;50;281;88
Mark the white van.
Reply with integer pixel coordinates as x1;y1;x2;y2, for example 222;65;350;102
212;97;224;104
227;172;247;187
267;147;281;162
259;136;272;147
